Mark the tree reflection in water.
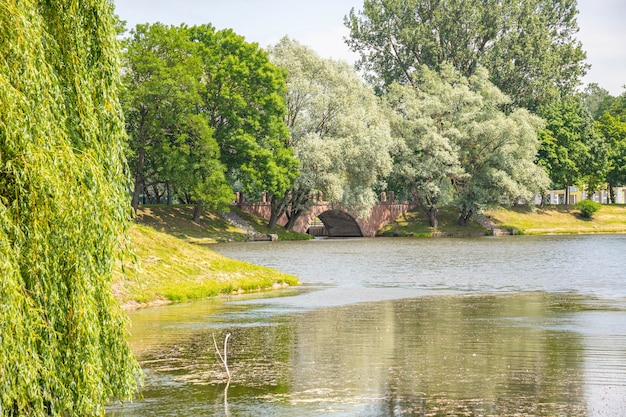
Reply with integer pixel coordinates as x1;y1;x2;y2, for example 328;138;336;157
107;292;608;416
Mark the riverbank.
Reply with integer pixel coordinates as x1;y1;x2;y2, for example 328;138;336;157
378;204;626;237
377;206;488;237
486;204;626;235
113;206;299;310
114;203;626;309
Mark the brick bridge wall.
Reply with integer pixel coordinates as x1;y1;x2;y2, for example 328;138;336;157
236;192;417;237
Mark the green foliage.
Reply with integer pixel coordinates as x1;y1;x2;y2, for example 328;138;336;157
575;200;602;219
345;0;587;110
385;65;550;226
268;37;393;226
582;83;615;119
538;96;599;194
594;102;626;198
121;23;232;215
0;1;139;415
122;24;298;222
188;26;299;201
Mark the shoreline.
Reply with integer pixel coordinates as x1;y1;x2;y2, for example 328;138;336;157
116;204;625;310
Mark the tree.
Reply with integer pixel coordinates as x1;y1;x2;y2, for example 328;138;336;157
268;37;393;229
582;83;614;119
345;0;588;111
1;1;139;415
385;83;461;227
537;96;595;203
122;23;231;219
595;111;626;202
386;65;550;226
189;26;299;227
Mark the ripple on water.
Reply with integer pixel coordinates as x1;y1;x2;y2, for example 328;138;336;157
110;235;626;416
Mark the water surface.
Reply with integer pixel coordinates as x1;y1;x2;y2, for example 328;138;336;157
108;235;626;416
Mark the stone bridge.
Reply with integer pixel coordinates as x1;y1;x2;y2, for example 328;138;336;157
237;192;417;237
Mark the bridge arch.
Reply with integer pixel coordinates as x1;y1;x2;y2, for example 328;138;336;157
316;210;363;237
236;192;417;237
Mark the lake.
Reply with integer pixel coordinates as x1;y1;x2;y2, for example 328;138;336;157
107;235;626;416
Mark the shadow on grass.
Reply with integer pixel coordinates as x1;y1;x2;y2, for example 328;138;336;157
135;205;247;243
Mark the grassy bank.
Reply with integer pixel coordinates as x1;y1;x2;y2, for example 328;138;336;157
133;204;248;243
113;206;299;309
377;206;487;237
379;204;626;237
486;204;626;235
114;203;626;309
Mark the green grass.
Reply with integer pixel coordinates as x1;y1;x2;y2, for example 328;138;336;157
113;207;299;308
486;204;626;235
134;204;248;243
377;206;487;237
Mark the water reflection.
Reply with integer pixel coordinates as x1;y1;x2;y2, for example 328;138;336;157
106;292;626;416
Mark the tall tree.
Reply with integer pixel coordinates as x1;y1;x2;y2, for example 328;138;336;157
345;0;587;111
189;26;299;227
537;95;595;203
385;82;461;227
595;111;626;202
582;83;614;119
122;23;231;218
1;1;139;414
268;37;393;229
387;65;550;226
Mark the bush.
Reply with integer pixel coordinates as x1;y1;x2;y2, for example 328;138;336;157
575;200;602;219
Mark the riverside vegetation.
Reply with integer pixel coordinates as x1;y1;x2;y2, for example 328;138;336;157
116;203;626;309
113;205;300;309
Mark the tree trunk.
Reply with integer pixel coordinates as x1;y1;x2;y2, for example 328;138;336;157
285;209;304;230
416;197;438;228
609;183;615;204
152;183;165;204
427;207;438;228
268;193;287;229
143;179;154;204
166;182;172;205
193;200;204;222
458;207;473;226
131;145;146;213
268;212;279;229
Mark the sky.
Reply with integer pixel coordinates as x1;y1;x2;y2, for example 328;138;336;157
113;0;626;96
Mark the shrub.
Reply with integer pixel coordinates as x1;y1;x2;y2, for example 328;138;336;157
575;200;602;219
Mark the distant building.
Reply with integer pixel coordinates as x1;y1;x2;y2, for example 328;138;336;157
540;187;626;205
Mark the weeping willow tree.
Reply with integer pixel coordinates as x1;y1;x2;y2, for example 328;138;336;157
0;1;140;415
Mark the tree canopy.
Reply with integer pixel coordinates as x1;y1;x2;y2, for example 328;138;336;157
188;26;300;207
122;23;298;222
1;1;139;414
594;99;626;201
386;65;550;226
268;37;393;228
345;0;588;111
537;95;596;202
122;23;232;220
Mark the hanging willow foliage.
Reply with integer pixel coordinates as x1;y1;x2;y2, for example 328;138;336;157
0;0;140;415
